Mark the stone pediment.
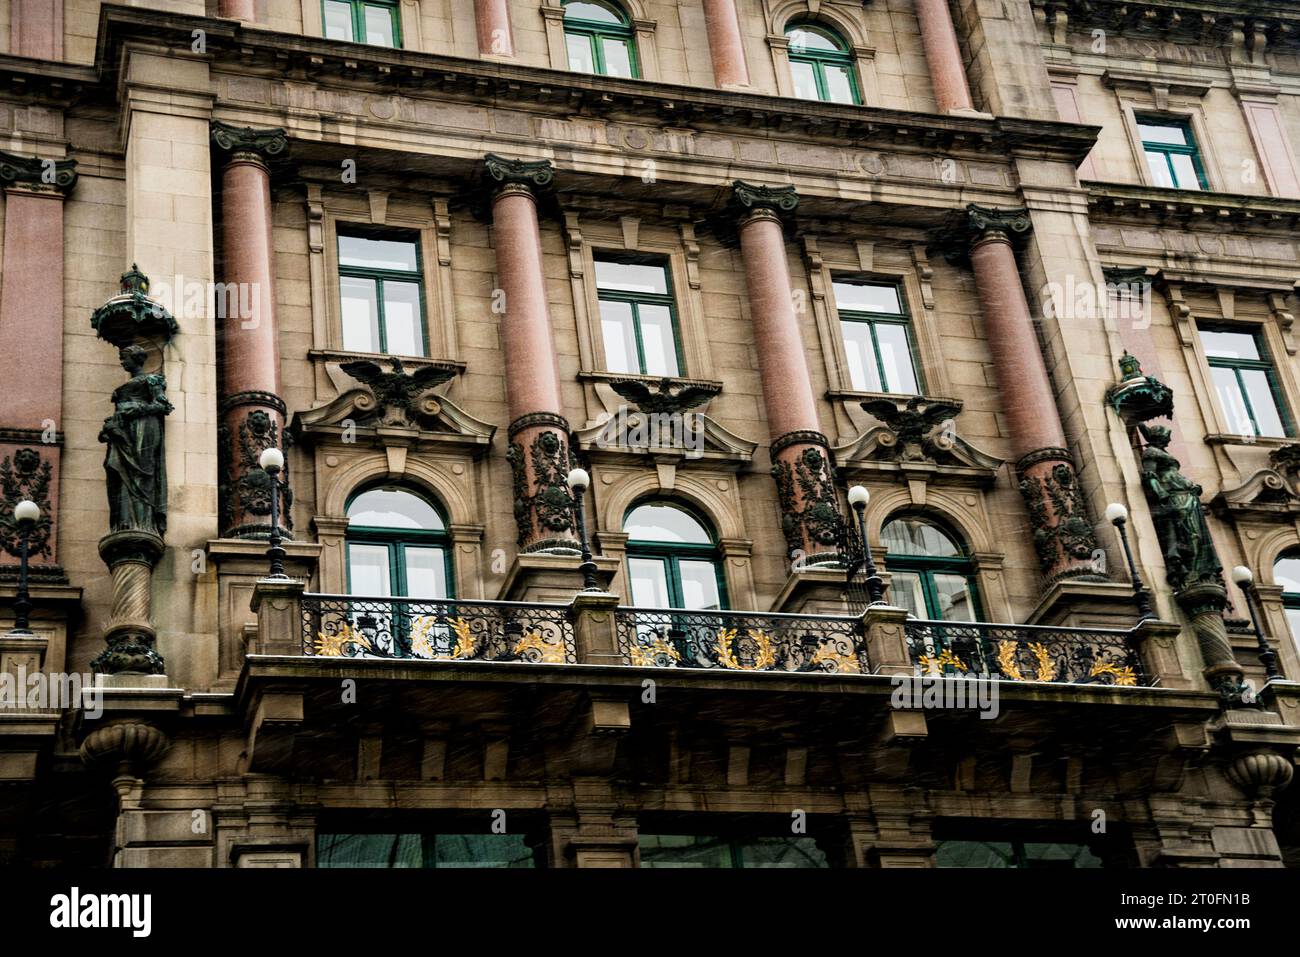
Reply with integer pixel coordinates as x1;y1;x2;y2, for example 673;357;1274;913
573;409;756;469
291;357;495;455
1212;445;1300;516
833;395;1003;486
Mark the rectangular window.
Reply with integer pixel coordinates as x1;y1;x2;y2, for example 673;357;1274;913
317;833;536;868
337;229;426;356
936;840;1103;869
833;279;921;394
1137;116;1208;190
321;0;401;48
595;254;682;376
1199;325;1290;437
639;835;828;868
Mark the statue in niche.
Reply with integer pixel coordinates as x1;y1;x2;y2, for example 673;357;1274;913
99;344;172;536
1139;423;1221;591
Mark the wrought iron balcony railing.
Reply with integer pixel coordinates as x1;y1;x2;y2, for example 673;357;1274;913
614;606;866;673
904;619;1147;686
300;593;577;664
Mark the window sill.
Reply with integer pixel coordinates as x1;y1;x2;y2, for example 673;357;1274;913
1204;433;1296;448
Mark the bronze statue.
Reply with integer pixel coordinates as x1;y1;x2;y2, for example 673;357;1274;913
99;344;172;536
1139;424;1221;590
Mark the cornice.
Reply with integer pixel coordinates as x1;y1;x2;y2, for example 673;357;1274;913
93;4;1099;167
1035;0;1300;49
1084;180;1300;230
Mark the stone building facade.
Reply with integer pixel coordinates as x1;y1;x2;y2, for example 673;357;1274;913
1;0;1299;868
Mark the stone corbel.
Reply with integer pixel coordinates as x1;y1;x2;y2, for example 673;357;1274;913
1268;292;1296;355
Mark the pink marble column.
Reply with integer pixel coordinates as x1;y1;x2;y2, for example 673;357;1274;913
964;205;1100;582
702;0;749;88
914;0;975;114
485;155;579;553
211;122;291;540
475;0;516;57
732;182;843;566
0;153;75;577
11;0;62;59
218;0;257;21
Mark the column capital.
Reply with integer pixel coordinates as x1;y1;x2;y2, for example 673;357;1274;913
730;180;799;221
966;203;1032;242
484;153;555;195
0;151;76;196
211;120;288;163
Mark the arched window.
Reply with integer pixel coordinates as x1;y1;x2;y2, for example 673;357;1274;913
564;0;638;78
346;486;452;599
1274;551;1300;650
623;501;726;610
882;515;979;621
785;21;859;105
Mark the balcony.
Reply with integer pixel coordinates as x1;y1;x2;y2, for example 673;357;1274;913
293;591;1153;686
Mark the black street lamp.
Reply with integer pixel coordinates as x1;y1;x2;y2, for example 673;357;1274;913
10;499;39;634
847;485;886;606
1232;565;1281;681
566;467;600;592
259;446;288;578
1105;502;1154;621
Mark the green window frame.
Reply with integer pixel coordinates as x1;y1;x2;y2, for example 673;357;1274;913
317;832;536;868
623;502;728;611
1274;551;1300;658
563;0;640;78
785;21;861;105
833;278;923;394
1199;324;1291;438
639;835;829;868
595;253;684;376
344;487;454;600
337;227;428;357
881;515;981;622
322;0;401;48
1136;115;1208;190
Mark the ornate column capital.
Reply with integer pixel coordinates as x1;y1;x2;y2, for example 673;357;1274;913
211;120;288;165
0;150;76;196
729;180;799;225
484;153;555;198
966;203;1032;243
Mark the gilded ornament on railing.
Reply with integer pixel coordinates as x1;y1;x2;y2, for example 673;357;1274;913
1088;661;1138;686
627;635;682;667
996;640;1057;682
511;626;567;664
808;641;862;674
714;627;777;671
315;622;370;657
917;649;968;674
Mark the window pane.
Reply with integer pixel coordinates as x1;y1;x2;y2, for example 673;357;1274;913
624;503;711;543
566;33;596;73
933;572;978;622
599;299;639;373
640;835;732;868
381;280;423;356
678;559;721;610
347;488;444;529
1287;607;1300;651
348;543;391;596
318;834;421;868
628;557;671;607
339;234;418;271
841;321;881;392
1022;843;1103;868
889;570;926;619
1209;365;1253;435
882;517;962;557
824;65;855;105
636;304;679;376
1169;153;1201;190
1274;556;1300;593
737;837;828;869
1200;328;1260;360
936;841;1016;868
364;5;396;47
1138;121;1189;146
786;26;840;53
874;323;919;394
324;0;354;41
340;276;380;353
403;546;447;599
1239;368;1286;437
834;281;901;313
594;259;668;294
789;60;819;101
564;0;622;24
1144;151;1174;188
601;37;634;78
430;834;534;868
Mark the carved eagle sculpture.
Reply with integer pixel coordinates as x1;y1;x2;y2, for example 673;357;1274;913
340;358;457;424
607;377;721;415
860;395;961;462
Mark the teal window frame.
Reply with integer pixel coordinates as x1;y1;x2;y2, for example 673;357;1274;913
1199;324;1292;438
317;832;536;868
834;278;923;394
882;516;981;621
785;21;861;105
344;487;454;600
624;502;728;611
322;0;402;47
337;227;428;357
1275;551;1300;655
1136;115;1208;190
563;1;640;78
595;252;685;376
